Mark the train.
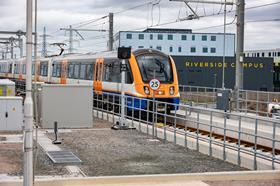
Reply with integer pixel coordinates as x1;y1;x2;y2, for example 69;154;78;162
0;49;180;113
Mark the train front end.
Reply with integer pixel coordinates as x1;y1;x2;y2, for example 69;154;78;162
130;49;180;112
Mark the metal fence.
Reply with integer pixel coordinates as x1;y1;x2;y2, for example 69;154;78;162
93;92;280;170
179;85;280;117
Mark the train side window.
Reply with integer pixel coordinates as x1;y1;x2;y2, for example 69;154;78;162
52;64;57;77
103;64;112;82
9;64;12;73
74;64;80;79
32;64;35;75
43;64;47;76
86;64;93;80
40;64;44;76
23;64;26;74
111;61;121;83
68;64;74;78
56;64;61;77
80;64;86;79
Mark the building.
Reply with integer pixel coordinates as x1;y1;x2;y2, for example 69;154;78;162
114;28;235;57
245;49;280;91
173;56;273;91
245;48;280;58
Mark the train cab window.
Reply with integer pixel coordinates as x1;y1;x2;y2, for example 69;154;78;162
86;64;93;80
80;64;87;79
74;64;80;79
136;54;173;83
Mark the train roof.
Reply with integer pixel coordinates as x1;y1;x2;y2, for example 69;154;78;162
0;48;170;63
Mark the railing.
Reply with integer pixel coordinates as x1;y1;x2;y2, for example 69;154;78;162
179;85;280;117
93;92;280;170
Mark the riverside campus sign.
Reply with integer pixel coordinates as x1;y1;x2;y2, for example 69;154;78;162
185;61;264;69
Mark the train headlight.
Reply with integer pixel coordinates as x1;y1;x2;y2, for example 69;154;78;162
169;86;175;95
144;86;150;95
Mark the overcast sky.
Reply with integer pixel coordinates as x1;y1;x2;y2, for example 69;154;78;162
0;0;279;56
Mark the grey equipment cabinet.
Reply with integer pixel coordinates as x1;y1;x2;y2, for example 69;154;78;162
0;97;23;131
216;89;231;111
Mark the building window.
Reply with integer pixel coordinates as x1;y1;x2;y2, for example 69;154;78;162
203;47;208;53
262;52;265;57
138;34;144;40
211;36;216;41
181;35;187;40
158;34;163;40
210;47;216;53
192;35;195;41
138;46;144;49
257;53;260;57
278;52;280;57
178;47;182;53
149;46;153;48
150;34;153;40
168;34;173;40
126;33;132;39
269;52;271;57
169;46;173;52
202;35;207;41
190;47;196;53
156;46;162;51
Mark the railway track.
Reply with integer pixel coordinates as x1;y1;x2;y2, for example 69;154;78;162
94;106;280;158
156;114;280;156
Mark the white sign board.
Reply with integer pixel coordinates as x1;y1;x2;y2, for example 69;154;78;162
149;79;161;91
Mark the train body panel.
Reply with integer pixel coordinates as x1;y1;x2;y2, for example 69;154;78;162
0;49;180;111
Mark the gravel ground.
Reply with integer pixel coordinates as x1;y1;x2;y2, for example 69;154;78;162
0;139;67;176
50;117;247;176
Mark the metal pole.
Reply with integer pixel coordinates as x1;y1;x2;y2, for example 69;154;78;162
69;25;73;53
33;0;39;184
235;0;245;110
41;27;47;57
10;39;14;59
18;36;23;58
120;59;126;127
108;13;113;51
222;0;226;89
24;0;33;186
34;0;39;136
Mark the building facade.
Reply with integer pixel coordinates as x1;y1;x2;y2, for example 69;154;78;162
245;48;280;58
114;28;235;57
244;49;280;91
173;56;274;91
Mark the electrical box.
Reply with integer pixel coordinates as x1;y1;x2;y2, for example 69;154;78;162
216;89;231;111
39;84;93;128
0;97;23;131
0;79;15;96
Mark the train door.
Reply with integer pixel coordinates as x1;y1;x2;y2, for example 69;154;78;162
93;58;103;93
60;59;68;84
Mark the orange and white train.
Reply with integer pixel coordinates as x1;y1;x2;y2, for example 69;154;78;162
0;49;180;112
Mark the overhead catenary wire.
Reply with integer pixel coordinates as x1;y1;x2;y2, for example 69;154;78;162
49;1;280;53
